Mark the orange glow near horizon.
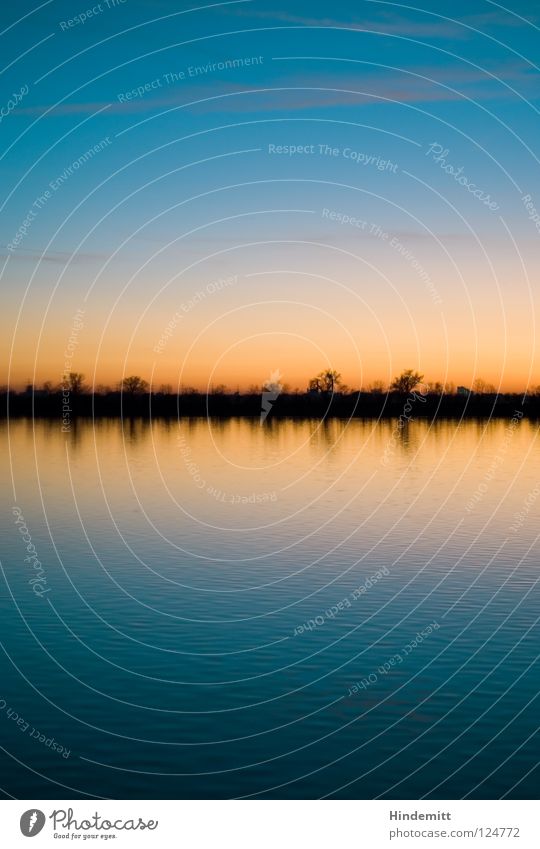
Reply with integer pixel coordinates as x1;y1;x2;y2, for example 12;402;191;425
3;311;537;394
3;256;539;394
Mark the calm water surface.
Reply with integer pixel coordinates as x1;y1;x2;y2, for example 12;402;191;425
0;417;539;799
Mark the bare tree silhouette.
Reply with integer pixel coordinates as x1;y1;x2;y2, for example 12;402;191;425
390;369;424;394
121;375;149;395
67;372;86;394
309;369;342;394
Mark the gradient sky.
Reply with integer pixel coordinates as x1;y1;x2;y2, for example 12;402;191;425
1;0;539;391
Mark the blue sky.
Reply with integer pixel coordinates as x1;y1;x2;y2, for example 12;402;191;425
1;0;539;389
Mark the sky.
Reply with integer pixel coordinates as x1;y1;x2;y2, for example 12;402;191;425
1;0;539;391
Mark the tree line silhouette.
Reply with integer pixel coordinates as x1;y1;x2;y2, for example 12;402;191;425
1;369;536;420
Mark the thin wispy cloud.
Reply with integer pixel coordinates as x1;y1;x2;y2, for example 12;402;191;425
2;250;110;264
224;7;466;38
14;58;538;121
225;5;539;37
463;10;540;29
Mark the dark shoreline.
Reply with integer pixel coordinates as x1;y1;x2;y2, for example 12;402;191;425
2;391;535;420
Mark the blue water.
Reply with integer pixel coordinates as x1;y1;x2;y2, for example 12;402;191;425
0;417;538;798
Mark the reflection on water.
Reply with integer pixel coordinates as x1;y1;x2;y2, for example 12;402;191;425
0;417;539;799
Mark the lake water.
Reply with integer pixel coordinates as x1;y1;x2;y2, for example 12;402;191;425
1;417;539;799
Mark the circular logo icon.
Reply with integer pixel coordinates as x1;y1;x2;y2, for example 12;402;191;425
20;810;46;837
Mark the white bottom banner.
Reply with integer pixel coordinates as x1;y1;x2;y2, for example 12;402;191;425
0;800;537;848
